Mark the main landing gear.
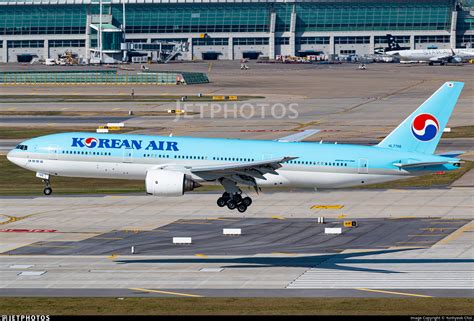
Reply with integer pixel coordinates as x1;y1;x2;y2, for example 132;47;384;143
43;179;52;196
217;192;252;213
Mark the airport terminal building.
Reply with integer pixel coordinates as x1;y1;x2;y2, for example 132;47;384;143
0;0;473;63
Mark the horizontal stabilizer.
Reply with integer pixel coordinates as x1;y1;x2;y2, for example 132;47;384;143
436;151;465;158
393;160;459;168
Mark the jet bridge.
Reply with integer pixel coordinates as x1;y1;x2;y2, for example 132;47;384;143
126;41;189;63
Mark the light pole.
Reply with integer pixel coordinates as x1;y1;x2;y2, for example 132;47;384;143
99;0;103;63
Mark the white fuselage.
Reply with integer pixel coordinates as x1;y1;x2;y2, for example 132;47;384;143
389;48;474;62
12;153;405;189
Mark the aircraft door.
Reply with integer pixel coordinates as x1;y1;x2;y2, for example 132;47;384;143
48;145;59;160
123;149;134;163
358;158;368;174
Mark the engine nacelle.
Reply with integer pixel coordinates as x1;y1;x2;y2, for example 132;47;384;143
146;169;199;196
451;56;462;63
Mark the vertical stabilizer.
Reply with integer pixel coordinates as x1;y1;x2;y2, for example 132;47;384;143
377;82;464;154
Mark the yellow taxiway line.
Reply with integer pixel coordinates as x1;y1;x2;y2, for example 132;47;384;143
271;216;285;220
435;221;474;246
311;205;344;210
195;253;208;258
0;214;33;225
356;288;432;298
130;287;202;298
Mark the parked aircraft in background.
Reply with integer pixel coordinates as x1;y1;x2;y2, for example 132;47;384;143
383;35;474;65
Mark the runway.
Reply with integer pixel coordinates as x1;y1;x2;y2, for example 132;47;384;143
0;188;473;297
4;218;469;255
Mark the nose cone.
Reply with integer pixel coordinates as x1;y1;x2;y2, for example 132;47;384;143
6;149;14;162
6;149;27;168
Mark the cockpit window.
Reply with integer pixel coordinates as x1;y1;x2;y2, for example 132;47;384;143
15;145;28;150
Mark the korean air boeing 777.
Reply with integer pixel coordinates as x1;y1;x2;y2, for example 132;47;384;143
7;82;465;213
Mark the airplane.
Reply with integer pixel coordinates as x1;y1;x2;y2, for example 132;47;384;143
374;34;410;54
7;82;464;213
383;35;474;65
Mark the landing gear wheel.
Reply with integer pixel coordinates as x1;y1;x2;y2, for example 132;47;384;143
217;197;227;207
237;203;247;213
227;200;237;210
232;194;242;203
242;197;252;207
43;187;52;196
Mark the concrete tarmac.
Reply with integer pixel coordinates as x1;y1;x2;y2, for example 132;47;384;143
0;188;472;297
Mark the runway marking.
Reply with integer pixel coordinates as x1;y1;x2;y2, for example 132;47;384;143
122;229;168;233
408;234;448;237
174;221;212;225
130;288;202;298
387;246;426;250
435;221;474;246
431;221;468;224
26;244;74;248
0;214;33;225
123;229;142;234
271;216;285;220
195;253;208;258
112;108;121;111
355;288;432;298
206;218;240;222
94;237;123;240
0;229;56;233
388;216;417;220
311;205;344;210
395;241;435;244
420;228;458;231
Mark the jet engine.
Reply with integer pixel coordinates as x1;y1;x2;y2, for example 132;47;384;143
145;169;200;196
450;56;462;63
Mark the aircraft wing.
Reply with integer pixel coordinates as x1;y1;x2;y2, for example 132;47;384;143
190;156;297;183
275;129;320;142
429;54;452;62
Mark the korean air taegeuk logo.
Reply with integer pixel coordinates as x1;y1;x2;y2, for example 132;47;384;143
411;114;439;142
